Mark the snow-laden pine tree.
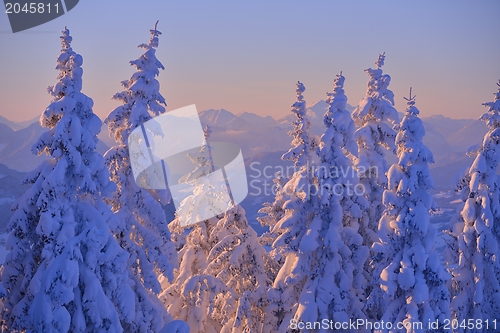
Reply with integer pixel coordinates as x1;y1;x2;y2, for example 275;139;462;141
282;82;317;170
162;124;272;332
205;206;273;333
1;28;133;332
160;127;237;333
103;22;178;331
161;214;236;333
352;53;399;252
174;125;232;228
269;74;369;333
257;171;288;267
366;89;450;331
167;125;218;254
264;81;321;332
292;73;370;331
446;80;500;330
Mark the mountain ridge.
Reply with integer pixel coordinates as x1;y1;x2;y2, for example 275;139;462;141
0;103;489;177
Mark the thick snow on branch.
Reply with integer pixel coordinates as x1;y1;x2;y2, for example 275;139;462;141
367;90;450;328
446;81;500;328
102;23;179;332
1;28;134;332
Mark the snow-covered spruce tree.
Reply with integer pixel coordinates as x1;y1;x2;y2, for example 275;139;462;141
174;125;232;228
160;216;236;333
163;124;273;332
1;28;133;332
167;125;218;254
257;171;288;267
366;89;450;331
292;73;370;331
264;81;321;332
205;206;273;333
446;80;500;330
160;126;237;333
104;22;178;331
352;53;399;253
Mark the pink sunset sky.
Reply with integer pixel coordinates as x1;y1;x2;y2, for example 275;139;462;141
0;0;499;123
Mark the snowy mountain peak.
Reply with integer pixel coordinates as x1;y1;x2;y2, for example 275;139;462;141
0;115;39;131
237;111;277;128
199;108;237;127
307;100;329;118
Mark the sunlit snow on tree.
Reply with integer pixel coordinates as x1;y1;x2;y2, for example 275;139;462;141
103;22;178;332
352;53;399;259
367;88;450;332
1;28;133;333
446;80;500;331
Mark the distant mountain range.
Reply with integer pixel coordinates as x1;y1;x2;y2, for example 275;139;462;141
0;115;39;131
0;101;488;181
0;102;489;228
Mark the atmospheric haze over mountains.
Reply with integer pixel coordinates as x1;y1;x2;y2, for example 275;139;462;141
0;101;488;235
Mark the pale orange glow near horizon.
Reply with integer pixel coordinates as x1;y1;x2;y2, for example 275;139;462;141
1;1;498;124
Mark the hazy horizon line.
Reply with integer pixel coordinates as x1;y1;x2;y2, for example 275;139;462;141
0;99;483;124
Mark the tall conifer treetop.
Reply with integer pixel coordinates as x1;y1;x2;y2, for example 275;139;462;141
106;21;167;145
282;81;315;169
366;88;450;327
103;22;178;331
352;53;400;265
447;80;500;327
1;27;132;333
